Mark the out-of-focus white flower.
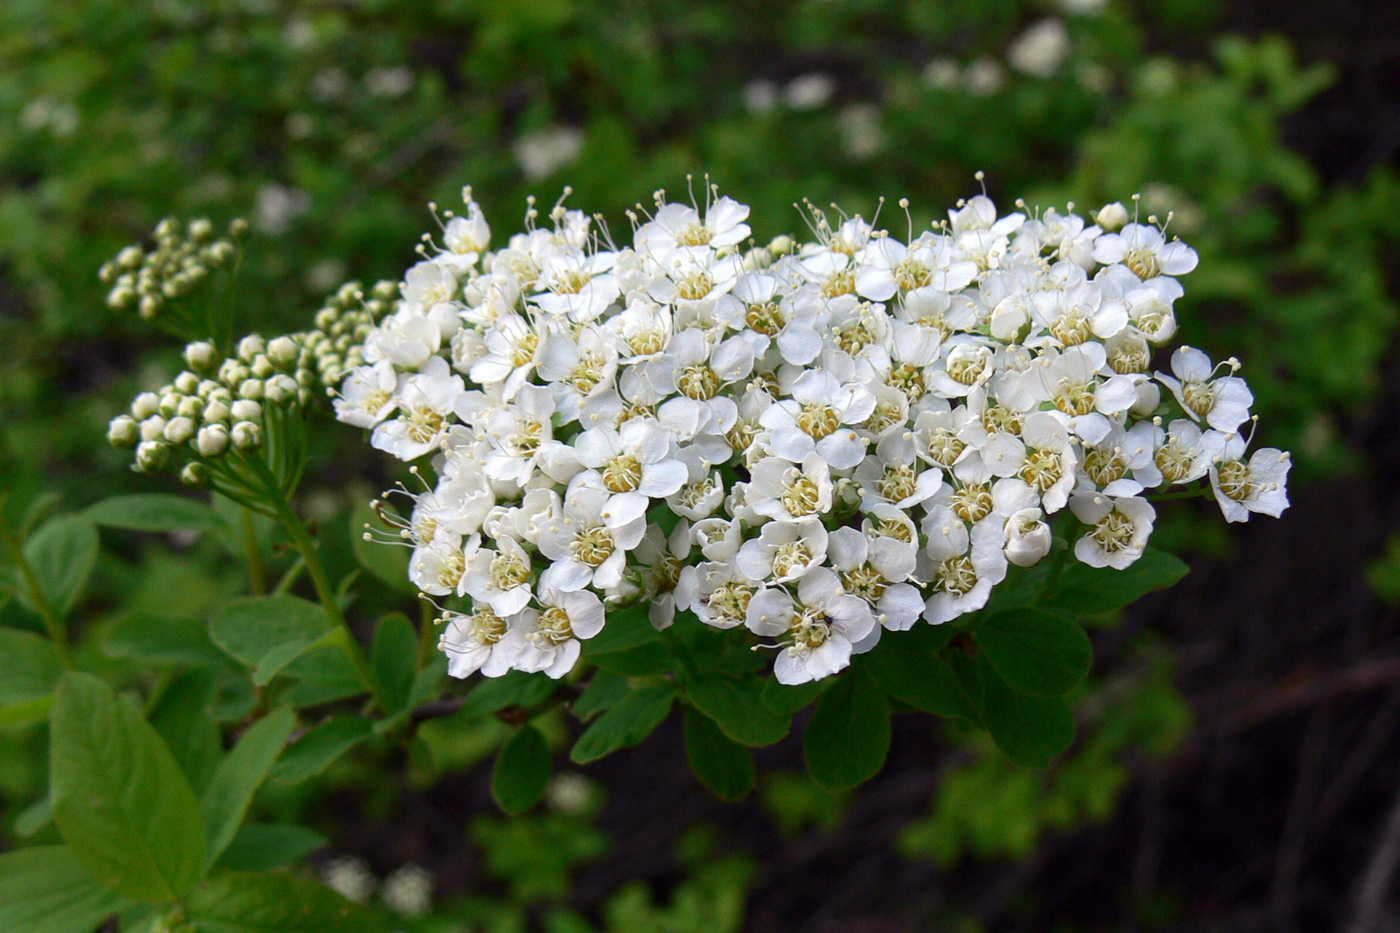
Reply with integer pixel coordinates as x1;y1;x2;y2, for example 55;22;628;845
1008;18;1071;78
784;73;836;110
514;126;585;181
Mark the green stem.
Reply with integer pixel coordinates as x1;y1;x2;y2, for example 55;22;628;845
417;595;438;670
242;506;266;595
273;555;306;595
253;462;388;712
1147;486;1211;502
0;507;75;669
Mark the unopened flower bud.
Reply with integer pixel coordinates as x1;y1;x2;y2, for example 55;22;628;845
185;341;218;372
188;218;214;242
139;294;162;319
238;335;266;362
250;354;275;379
231;421;262;450
228;218;248;238
267;335;298;366
177;396;203;419
140;415;168;443
1006;511;1053;567
174;371;200;395
135;440;171;472
108;415;140;448
196;424;230;457
180;462;209;488
264;374;298;405
131;392;161;420
203;399;231;424
768;234;794;255
107;285;136;309
238;378;264;400
116;245;144;270
159;393;181;418
163;416;196;445
230;398;263;422
1096;202;1129;231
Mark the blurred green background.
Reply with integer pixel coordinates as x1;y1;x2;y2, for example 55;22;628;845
3;0;1400;929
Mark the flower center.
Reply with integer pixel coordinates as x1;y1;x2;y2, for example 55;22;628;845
1020;447;1063;493
571;353;606;393
603;455;643;493
889;363;927;402
1082;447;1129;487
982;404;1024;435
405;405;445;444
1054;379;1096;417
771;541;814;579
510;418;543;454
894;257;932;291
781;472;823;517
952;483;993;523
676;221;713;247
627;328;666;357
924;428;966;467
510;331;540;367
947;350;990;386
1108;338;1150;374
676;270;714;301
1125;248;1162;280
436;550;465;590
572;526;616;567
822;268;856;298
842;564;887;603
1155;441;1195;483
866;398;904;434
1050;307;1093;346
746;301;786;335
650;555;683;593
678;364;720;400
797;402;842;439
1090;509;1137;553
876;517;914;544
708;581;753;626
1216;459;1256;502
677;476;717;508
1181;381;1216;418
879;464;918;503
554;267;592;295
937;555;977;596
535;607;575;645
790;608;831;649
490;552;531;591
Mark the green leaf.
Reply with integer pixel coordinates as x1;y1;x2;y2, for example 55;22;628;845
185;871;388;933
975;608;1093;697
86;494;228;534
13;797;53;838
372;613;418;713
0;845;129;933
491;724;552;814
1044;547;1190;616
214;823;327;873
685;677;791;747
149;669;223;794
212;823;327;874
49;672;207;902
0;694;54;728
978;654;1076;768
760;676;825;717
21;515;98;621
586;641;673;675
683;708;755;801
269;717;373;785
582;605;661;654
0;626;61;713
572;669;631;721
861;648;979;722
570;683;675;764
103;615;229;667
803;670;891;791
459;669;558;717
350;500;413;592
201;708;296;869
208;595;329;671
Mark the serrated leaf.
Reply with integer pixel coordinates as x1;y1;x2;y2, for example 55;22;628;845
1044;547;1190;616
975;608;1092;697
683;708;755;801
685;677;791;747
86;494;228;534
459;669;558;717
201;708;296;869
350;500;413;592
491;725;552;814
268;717;372;785
861;647;978;722
185;871;388;933
372;613;418;713
978;654;1076;768
0;845;129;933
103;615;229;667
208;595;329;671
570;684;675;764
21;515;98;621
803;670;891;791
50;672;207;902
149;669;223;794
214;823;328;873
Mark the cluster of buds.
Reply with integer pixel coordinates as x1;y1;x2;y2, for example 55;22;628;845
108;333;312;490
100;217;246;321
302;279;397;389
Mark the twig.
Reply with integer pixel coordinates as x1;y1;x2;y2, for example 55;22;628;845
1347;773;1400;933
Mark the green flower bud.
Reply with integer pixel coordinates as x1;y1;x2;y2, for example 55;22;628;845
108;415;140;449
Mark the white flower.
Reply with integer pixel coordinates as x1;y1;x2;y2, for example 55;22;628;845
534;248;620;322
335;361;400;429
1156;347;1253;432
537;485;647;591
1069;493;1155;568
1093;223;1199;280
760;369;875;468
1209;435;1291;522
746;568;874;684
1008;18;1070;78
633;520;694;630
692;561;755;629
371;362;463;461
921;507;1007;623
1036;343;1138;445
826;527;922;630
573;419;688;518
636;197;752;257
502;566;605;678
463;535;535;616
745;452;834;522
736;517;828;584
441;605;517;678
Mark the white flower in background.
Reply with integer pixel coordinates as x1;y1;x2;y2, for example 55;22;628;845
784;73;835;110
321;180;1291;686
514;126;585;181
746;568;874;684
1008;18;1070;78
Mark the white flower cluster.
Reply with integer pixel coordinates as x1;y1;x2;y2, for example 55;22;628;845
344;183;1290;685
